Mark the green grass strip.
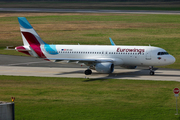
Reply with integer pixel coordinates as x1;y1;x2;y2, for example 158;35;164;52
0;75;180;119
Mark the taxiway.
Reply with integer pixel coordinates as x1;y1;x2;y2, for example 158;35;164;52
0;8;180;14
0;55;179;81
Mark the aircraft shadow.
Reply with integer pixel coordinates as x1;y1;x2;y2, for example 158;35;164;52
54;68;180;82
55;70;84;75
84;70;146;82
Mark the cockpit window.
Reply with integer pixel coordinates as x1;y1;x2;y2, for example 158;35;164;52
157;52;169;55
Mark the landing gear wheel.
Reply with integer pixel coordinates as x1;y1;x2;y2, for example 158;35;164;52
84;69;92;75
150;71;154;75
149;66;155;75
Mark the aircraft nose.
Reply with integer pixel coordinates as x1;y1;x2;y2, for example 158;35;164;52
169;55;176;64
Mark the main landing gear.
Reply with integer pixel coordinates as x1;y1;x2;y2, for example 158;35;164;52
84;69;92;75
149;66;154;75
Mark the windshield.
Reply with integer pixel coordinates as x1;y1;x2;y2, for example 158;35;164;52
157;52;169;55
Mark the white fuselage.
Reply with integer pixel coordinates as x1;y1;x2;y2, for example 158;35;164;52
41;45;175;67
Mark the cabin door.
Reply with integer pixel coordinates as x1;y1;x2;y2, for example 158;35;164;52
146;48;151;60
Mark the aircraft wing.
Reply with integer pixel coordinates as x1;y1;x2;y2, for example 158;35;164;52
47;58;113;63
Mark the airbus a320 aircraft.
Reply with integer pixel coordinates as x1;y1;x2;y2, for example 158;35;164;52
16;17;175;75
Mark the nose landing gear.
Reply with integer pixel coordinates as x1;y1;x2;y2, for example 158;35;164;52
150;71;154;75
149;66;154;75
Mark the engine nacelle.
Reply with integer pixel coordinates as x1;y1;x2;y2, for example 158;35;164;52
95;62;114;73
121;65;137;69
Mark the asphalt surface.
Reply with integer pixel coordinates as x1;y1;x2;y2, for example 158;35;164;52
0;8;180;14
0;54;81;68
0;54;180;81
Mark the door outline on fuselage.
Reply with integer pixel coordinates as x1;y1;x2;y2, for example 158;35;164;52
146;48;151;60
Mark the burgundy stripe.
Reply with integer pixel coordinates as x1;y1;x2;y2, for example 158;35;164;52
22;32;40;45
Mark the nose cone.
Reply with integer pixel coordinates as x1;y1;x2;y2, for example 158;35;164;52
169;55;176;64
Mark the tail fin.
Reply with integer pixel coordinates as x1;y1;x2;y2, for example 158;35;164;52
16;17;47;58
18;17;46;46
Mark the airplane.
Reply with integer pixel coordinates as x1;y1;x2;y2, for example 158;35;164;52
15;17;176;75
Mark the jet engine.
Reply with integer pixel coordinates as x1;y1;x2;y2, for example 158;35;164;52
95;62;114;73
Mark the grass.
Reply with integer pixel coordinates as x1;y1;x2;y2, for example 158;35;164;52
0;13;179;69
0;75;180;119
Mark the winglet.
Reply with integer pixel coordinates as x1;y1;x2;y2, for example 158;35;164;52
109;37;116;46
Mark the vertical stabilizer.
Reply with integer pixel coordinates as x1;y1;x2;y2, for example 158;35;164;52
16;17;47;58
18;17;46;46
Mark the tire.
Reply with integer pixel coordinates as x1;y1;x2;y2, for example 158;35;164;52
150;71;154;75
84;69;92;75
